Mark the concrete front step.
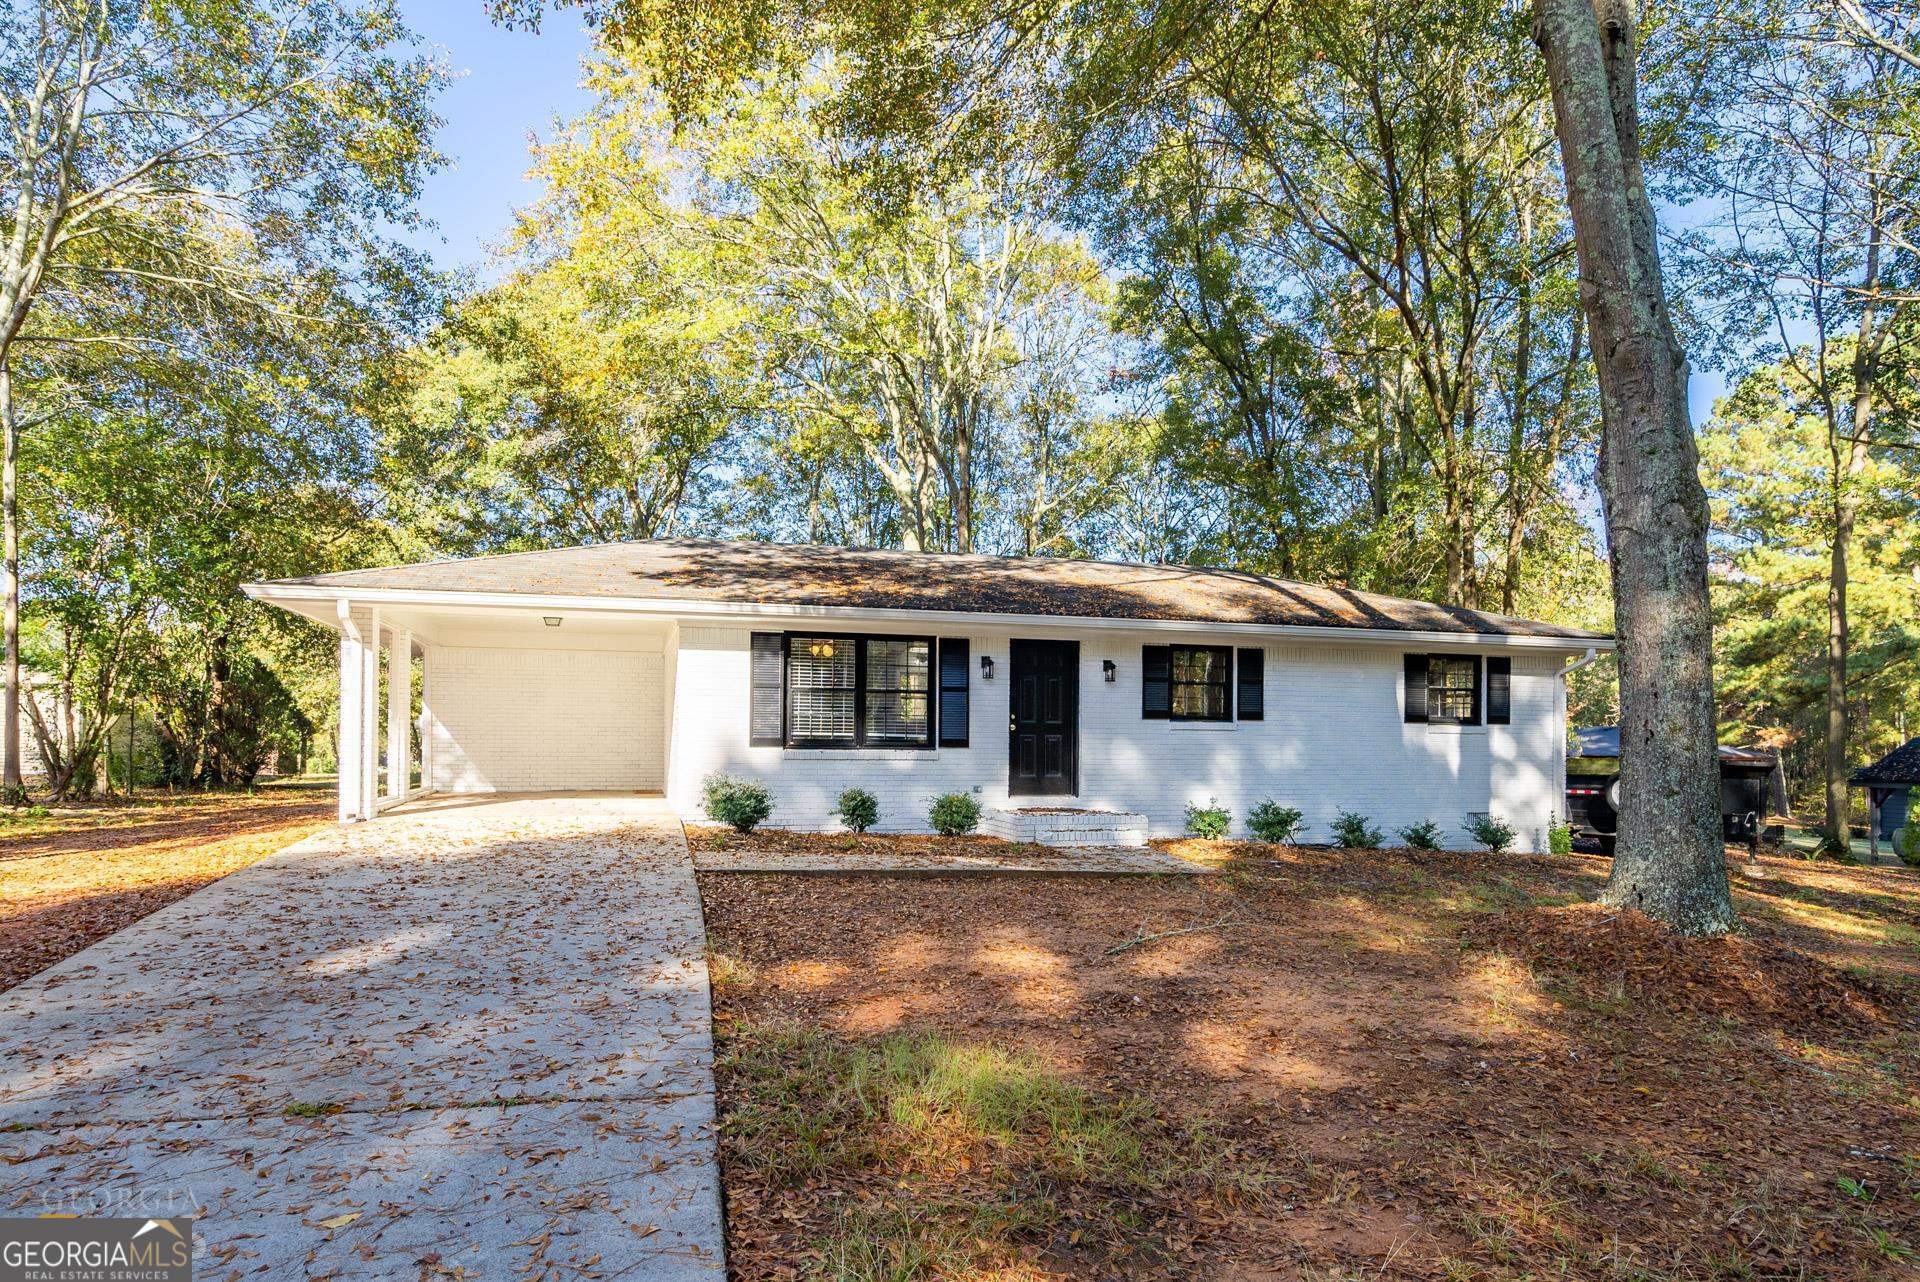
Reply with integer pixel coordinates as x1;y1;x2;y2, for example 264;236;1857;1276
980;807;1150;849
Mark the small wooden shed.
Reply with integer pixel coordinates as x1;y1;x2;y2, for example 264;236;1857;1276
1851;737;1920;860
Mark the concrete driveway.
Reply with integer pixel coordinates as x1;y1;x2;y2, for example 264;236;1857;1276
0;794;724;1280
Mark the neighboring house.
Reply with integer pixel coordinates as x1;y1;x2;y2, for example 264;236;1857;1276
1853;738;1920;853
243;538;1612;850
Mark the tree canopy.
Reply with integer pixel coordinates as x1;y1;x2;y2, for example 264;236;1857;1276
5;0;1916;905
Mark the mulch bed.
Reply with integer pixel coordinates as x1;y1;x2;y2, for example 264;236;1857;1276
687;825;1050;859
700;842;1920;1279
0;790;330;990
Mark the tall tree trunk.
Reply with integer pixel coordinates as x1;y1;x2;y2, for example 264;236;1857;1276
1534;0;1734;934
1;365;19;798
1505;230;1535;616
1824;448;1866;849
1823;219;1885;850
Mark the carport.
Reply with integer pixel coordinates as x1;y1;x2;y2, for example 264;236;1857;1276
240;586;675;823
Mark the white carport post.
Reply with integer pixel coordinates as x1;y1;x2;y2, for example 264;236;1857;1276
359;605;381;820
417;644;433;796
386;627;412;803
337;601;369;822
336;600;381;823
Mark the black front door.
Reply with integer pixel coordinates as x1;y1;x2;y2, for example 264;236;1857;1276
1009;639;1078;797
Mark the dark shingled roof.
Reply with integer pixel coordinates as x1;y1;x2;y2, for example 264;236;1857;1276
1853;738;1920;788
263;538;1610;641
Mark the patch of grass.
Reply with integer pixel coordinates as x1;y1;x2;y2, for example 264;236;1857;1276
717;1024;1276;1274
813;1200;1054;1282
706;936;758;991
1867;1226;1917;1262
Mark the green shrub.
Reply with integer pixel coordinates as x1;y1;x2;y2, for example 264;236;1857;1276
1548;822;1574;856
929;792;982;836
1465;812;1518;854
1902;790;1920;866
1897;825;1920;867
703;775;773;833
1184;800;1232;840
1397;820;1442;850
833;787;880;834
1330;810;1382;849
1246;801;1303;844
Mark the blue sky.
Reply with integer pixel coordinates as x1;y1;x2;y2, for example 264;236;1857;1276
399;0;596;276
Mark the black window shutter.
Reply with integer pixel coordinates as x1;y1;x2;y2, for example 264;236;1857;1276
1142;645;1172;719
1487;656;1511;725
750;632;786;745
1237;648;1265;720
1403;654;1429;724
938;638;970;747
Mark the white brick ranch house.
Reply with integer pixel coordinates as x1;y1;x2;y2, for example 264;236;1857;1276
243;538;1611;850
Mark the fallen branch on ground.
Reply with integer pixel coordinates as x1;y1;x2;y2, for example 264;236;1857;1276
1105;917;1242;955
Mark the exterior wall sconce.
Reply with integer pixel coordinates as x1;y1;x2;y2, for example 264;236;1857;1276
1102;659;1117;683
979;655;995;680
543;616;562;627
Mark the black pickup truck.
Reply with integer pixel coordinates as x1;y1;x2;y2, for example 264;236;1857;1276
1566;726;1788;852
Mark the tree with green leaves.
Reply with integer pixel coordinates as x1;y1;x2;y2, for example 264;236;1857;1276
20;237;402;796
1672;0;1920;848
381;266;741;556
0;0;444;794
1703;350;1920;801
395;57;1114;557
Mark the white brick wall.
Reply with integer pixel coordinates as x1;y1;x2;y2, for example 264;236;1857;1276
665;624;1570;851
427;646;665;792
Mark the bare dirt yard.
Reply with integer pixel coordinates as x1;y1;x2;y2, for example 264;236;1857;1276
698;841;1920;1280
0;786;332;990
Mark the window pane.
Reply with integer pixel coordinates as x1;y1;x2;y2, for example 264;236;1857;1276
1172;683;1204;718
1427;657;1477;722
1203;681;1228;719
1172;682;1228;719
1172;647;1225;682
864;639;930;743
790;636;855;686
866;639;930;691
789;636;856;743
1170;646;1230;721
866;691;930;743
792;689;856;740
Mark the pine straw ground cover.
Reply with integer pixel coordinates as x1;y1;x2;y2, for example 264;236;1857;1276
0;786;331;989
688;825;1059;862
698;843;1920;1280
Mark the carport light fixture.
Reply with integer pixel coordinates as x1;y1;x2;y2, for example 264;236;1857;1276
1102;659;1117;683
979;655;994;680
543;616;562;627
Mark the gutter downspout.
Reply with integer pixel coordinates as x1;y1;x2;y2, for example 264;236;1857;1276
1560;646;1602;680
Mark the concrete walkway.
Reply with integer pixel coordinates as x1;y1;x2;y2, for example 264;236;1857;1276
0;794;724;1280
